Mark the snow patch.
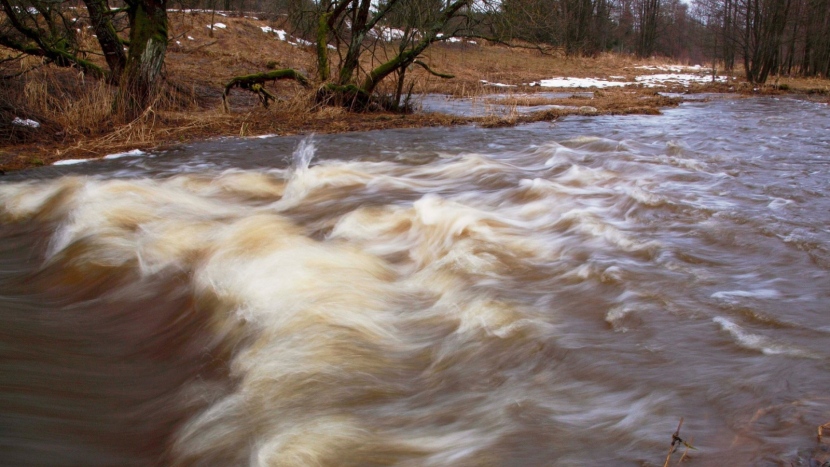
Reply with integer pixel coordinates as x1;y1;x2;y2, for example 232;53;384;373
530;77;630;88
480;80;516;88
289;37;313;47
261;26;288;40
377;26;405;41
207;23;227;29
636;73;727;87
12;117;40;128
635;64;705;72
103;149;146;160
53;158;91;166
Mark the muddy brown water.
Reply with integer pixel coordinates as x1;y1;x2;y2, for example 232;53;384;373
2;97;830;467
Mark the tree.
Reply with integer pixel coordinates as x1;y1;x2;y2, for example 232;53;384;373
1;0;168;116
119;0;168;116
738;0;792;83
636;0;661;57
0;0;106;77
224;0;492;110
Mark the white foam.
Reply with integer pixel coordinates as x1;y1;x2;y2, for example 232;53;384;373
713;317;813;357
711;289;780;300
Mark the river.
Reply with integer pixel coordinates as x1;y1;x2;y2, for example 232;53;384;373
1;96;829;467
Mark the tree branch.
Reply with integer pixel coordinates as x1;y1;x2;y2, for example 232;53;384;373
413;60;454;78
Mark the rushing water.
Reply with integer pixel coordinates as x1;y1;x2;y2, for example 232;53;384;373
2;97;830;467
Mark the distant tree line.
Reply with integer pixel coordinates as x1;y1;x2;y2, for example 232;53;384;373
697;0;830;82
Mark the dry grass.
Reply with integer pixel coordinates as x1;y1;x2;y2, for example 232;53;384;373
2;11;828;171
479;88;683;116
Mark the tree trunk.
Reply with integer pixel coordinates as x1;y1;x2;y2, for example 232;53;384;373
83;0;127;83
120;0;168;117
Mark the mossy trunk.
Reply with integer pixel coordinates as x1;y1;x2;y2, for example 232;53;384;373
316;13;331;82
120;0;168;118
360;0;468;95
222;69;311;110
336;0;372;86
84;0;127;83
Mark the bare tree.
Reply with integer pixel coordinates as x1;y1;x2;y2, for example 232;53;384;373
636;0;660;57
223;0;496;110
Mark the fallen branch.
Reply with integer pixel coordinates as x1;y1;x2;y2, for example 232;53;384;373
222;69;310;111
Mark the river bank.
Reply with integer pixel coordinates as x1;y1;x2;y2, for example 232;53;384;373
2;11;828;172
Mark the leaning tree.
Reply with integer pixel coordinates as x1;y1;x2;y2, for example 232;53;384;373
223;0;497;111
0;0;167;117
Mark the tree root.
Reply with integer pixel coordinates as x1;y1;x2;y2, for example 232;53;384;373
314;83;375;111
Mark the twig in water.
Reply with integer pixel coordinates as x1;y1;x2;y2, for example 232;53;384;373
663;418;684;467
677;436;694;465
662;418;696;467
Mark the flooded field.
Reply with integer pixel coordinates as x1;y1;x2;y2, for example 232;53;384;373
1;96;829;467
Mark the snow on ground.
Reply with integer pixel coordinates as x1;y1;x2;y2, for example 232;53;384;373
260;26;288;41
103;149;146;160
53;159;91;166
377;26;406;41
289;38;313;47
171;9;228;16
634;64;706;72
207;23;227;29
529;77;630;88
636;73;727;86
12;117;40;128
481;80;516;88
526;71;728;89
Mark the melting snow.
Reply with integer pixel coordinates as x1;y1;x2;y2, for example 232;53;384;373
530;77;629;88
207;23;227;29
53;158;91;166
635;64;705;72
636;73;726;86
480;80;516;88
260;27;289;41
103;149;146;160
289;38;313;47
377;26;405;41
12;117;40;128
